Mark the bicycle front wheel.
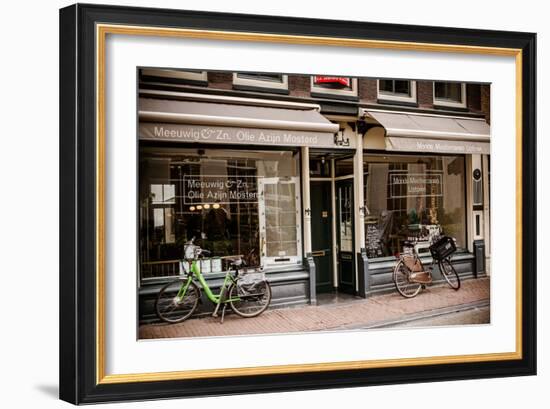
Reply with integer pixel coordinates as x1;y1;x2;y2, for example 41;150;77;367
393;260;422;298
439;258;461;290
155;279;200;323
229;280;272;318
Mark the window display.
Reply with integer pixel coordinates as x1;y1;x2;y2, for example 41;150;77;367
364;154;466;259
139;147;300;279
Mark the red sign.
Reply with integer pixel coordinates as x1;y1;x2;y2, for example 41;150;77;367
313;76;351;87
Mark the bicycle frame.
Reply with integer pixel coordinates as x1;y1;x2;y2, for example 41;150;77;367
177;259;240;305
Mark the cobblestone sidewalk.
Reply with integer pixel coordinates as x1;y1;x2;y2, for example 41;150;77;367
139;277;490;339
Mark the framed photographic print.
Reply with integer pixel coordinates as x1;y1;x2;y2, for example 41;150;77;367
59;3;536;404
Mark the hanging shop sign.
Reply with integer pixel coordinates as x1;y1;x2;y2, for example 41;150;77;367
313;76;351;87
139;123;355;149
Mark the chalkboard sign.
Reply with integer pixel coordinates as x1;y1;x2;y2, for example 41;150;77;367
366;221;383;258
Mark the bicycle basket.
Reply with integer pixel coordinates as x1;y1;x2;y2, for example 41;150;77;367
429;235;457;260
237;269;267;296
183;243;199;260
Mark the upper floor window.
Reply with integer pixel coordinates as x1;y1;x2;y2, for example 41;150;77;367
233;73;289;92
140;68;208;85
433;82;467;108
377;79;417;104
311;76;358;98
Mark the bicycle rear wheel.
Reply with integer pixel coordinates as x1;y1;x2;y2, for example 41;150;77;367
155;279;200;323
439;258;461;290
229;280;271;318
393;260;422;298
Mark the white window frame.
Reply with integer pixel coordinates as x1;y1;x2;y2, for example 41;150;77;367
258;177;302;268
433;82;467;108
140;68;208;82
310;77;358;97
376;79;417;103
233;73;289;90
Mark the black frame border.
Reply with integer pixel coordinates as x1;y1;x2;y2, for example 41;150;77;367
59;3;536;404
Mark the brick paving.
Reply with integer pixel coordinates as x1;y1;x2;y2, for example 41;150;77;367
139;277;490;339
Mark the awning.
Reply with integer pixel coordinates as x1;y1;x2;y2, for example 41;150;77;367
139;97;349;149
362;110;490;155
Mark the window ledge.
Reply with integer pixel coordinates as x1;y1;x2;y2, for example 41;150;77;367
233;84;290;95
376;98;419;108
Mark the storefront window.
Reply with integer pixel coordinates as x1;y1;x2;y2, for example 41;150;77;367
364;154;466;259
139;147;300;279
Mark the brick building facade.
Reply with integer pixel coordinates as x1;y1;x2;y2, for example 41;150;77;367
138;69;491;321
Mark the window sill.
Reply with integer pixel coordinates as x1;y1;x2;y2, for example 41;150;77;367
376;98;419;108
433;104;469;112
311;91;359;102
232;84;290;95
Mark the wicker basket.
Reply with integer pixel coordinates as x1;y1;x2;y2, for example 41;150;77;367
429;236;457;260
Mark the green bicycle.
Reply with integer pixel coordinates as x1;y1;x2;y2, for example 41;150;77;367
155;239;272;324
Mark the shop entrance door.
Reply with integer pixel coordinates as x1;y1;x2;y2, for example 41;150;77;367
310;181;333;293
336;179;355;294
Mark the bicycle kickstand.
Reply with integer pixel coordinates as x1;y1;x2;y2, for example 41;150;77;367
220;303;227;324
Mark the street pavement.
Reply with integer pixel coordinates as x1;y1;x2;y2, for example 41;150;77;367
139;277;490;339
383;305;490;328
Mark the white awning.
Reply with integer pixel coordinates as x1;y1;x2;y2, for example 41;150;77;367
139;97;349;149
362;109;490;155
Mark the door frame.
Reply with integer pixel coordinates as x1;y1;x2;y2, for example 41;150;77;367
335;178;356;294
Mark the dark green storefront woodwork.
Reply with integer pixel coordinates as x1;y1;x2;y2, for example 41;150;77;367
310;181;334;293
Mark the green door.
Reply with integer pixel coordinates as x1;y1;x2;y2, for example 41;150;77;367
336;179;355;294
310;181;334;293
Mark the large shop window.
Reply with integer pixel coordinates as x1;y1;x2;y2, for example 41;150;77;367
364;154;466;259
139;148;300;279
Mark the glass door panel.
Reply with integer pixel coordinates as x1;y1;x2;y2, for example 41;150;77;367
258;177;301;267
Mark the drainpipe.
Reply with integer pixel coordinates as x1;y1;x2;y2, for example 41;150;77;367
301;146;315;304
354;127;367;297
356;119;370;297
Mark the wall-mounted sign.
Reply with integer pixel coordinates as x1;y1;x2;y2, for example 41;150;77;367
313;76;351;87
389;173;443;199
139;123;355;149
